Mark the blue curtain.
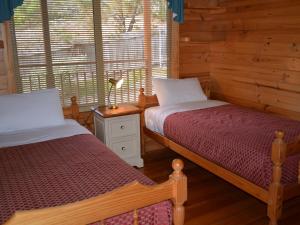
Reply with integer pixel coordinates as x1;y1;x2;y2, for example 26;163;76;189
0;1;182;23
0;0;24;23
168;0;184;23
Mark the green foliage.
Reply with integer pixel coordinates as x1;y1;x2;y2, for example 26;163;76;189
101;0;167;35
101;0;143;33
152;0;167;22
14;0;40;25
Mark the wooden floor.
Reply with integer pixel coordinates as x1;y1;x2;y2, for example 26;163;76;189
138;148;300;225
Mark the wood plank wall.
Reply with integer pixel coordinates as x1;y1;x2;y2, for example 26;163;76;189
181;0;300;121
179;0;224;80
210;0;300;120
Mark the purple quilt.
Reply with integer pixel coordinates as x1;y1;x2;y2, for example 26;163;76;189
0;134;171;225
164;104;300;189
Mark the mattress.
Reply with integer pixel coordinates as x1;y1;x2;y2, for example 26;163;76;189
0;119;91;148
163;104;300;189
145;100;228;135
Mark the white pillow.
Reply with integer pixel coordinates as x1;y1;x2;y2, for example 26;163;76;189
153;78;207;106
0;88;65;133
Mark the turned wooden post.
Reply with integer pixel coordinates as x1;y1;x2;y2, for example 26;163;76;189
170;159;187;225
268;131;287;225
70;96;80;120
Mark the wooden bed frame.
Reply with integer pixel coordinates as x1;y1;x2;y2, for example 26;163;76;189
63;96;80;121
4;97;187;225
62;96;94;131
138;80;300;225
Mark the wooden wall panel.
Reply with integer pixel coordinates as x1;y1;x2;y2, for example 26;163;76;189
199;0;300;120
178;1;222;79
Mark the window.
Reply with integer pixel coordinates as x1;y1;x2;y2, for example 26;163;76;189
11;0;170;108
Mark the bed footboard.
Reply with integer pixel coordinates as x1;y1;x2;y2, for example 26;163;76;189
4;159;187;225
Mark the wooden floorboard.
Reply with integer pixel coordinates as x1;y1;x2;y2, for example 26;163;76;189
138;148;300;225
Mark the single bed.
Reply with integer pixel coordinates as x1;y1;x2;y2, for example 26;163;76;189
0;90;187;225
138;78;300;225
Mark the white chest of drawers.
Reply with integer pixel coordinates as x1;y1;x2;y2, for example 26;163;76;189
93;104;143;167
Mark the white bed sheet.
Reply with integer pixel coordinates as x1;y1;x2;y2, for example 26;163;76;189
0;119;91;148
145;100;228;135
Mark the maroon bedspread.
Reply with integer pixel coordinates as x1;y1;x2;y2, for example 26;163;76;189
164;104;300;189
0;134;171;225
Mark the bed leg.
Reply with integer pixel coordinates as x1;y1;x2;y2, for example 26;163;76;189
268;131;287;225
170;159;187;225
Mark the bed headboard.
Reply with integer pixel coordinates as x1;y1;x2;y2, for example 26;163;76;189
63;96;93;131
63;96;80;120
138;78;211;110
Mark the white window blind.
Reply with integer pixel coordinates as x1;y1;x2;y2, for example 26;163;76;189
100;0;169;105
11;0;170;108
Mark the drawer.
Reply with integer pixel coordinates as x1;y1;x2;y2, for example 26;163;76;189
109;117;137;138
110;138;138;159
94;115;105;143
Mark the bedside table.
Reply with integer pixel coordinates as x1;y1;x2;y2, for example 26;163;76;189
93;104;144;168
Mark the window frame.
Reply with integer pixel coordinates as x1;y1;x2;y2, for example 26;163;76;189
5;0;179;108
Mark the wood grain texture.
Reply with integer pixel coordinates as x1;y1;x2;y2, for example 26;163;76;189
205;0;300;120
140;148;300;225
178;1;222;79
95;104;142;118
268;131;286;225
179;0;300;120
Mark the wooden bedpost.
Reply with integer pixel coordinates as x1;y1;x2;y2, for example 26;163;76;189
268;131;287;225
138;88;146;108
63;96;80;122
170;159;187;225
70;96;80;120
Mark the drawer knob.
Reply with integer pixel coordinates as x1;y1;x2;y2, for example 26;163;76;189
120;125;125;130
121;147;126;151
